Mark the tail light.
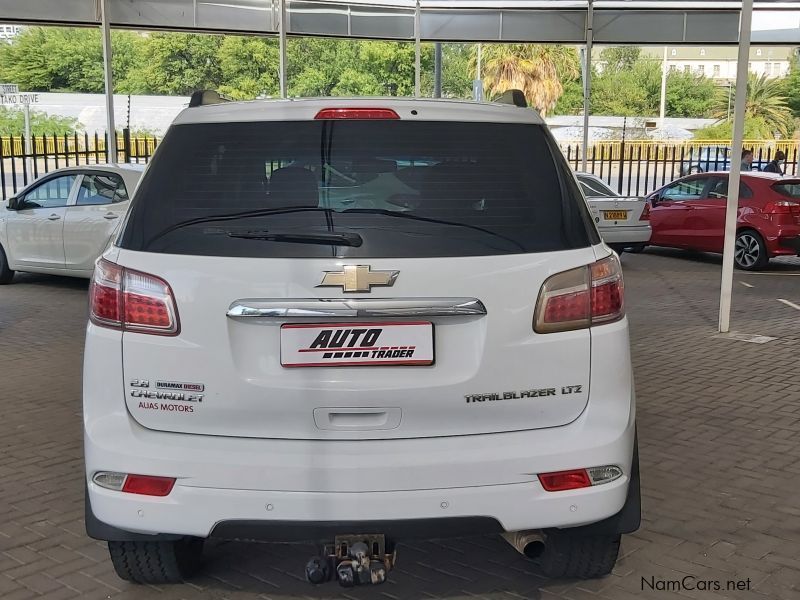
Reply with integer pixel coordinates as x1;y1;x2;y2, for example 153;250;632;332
538;466;623;492
639;203;651;221
534;255;624;333
89;258;180;335
314;108;400;120
764;201;800;225
764;200;800;214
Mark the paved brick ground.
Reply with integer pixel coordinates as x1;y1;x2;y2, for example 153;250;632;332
1;250;799;600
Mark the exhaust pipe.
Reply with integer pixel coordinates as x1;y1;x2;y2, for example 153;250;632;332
502;531;546;559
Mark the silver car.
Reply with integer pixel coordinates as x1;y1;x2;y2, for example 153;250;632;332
576;172;651;253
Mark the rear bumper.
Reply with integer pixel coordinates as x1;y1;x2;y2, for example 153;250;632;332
84;318;636;541
776;235;800;256
597;225;651;245
85;396;636;540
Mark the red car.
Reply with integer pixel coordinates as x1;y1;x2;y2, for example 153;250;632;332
646;172;800;270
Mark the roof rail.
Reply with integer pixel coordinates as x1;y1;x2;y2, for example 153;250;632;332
493;89;528;108
188;90;231;108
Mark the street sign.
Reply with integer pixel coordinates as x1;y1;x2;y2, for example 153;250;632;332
0;83;39;105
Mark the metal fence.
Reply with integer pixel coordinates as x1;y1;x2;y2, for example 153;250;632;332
559;140;800;197
0;131;159;201
2;133;799;202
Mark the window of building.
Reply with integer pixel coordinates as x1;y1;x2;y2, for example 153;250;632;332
756;48;762;56
697;65;705;75
671;49;677;56
713;64;721;77
700;49;706;57
684;64;691;73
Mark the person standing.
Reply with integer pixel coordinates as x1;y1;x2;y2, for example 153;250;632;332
763;150;786;174
741;149;754;172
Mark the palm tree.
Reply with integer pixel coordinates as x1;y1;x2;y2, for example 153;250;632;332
712;73;793;136
471;44;579;117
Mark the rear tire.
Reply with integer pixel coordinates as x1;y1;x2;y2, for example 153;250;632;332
0;244;14;284
539;531;621;579
734;229;769;271
628;244;646;254
108;538;204;584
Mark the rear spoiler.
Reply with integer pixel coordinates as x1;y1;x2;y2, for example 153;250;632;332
188;89;231;108
493;89;528;108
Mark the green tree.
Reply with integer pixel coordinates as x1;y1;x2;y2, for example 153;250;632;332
440;44;474;99
0;106;79;136
711;73;793;136
472;44;580;116
553;79;584;115
665;70;716;118
217;36;279;100
599;46;641;72
0;27;142;93
780;54;800;117
121;33;223;95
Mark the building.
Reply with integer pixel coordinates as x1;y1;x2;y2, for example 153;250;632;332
0;24;23;42
640;46;796;81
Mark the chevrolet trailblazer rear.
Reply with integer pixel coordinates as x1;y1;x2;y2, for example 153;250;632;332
83;96;639;587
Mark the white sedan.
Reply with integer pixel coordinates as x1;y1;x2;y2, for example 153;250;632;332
0;164;143;283
576;172;651;253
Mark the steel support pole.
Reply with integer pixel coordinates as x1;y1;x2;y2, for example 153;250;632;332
659;46;668;128
279;0;287;98
434;42;442;98
719;0;753;333
581;0;593;172
414;0;421;98
100;0;116;163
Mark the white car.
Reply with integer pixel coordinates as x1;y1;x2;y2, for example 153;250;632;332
0;164;143;283
83;97;639;587
576;172;651;253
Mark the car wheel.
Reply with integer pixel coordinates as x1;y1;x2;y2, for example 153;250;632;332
539;531;621;579
0;244;14;284
108;538;204;584
734;230;769;271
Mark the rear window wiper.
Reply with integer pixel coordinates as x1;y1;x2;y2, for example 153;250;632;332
341;208;526;252
227;230;362;247
146;207;333;247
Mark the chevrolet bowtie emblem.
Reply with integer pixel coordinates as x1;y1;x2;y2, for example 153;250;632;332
317;265;399;293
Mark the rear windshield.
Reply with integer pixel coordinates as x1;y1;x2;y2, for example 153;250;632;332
119;120;595;258
773;181;800;199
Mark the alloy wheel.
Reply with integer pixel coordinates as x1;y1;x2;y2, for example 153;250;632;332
735;233;761;269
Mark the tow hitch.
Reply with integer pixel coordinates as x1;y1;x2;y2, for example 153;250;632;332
305;534;396;587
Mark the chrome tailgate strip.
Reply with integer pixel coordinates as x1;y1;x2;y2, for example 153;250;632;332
226;298;486;319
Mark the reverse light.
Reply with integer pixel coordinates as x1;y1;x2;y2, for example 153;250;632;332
538;465;623;492
92;472;177;497
314;108;400;120
534;255;624;333
90;258;180;335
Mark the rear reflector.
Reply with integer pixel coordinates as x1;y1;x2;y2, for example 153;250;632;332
538;469;592;491
538;465;622;492
314;108;400;120
122;475;176;497
534;255;624;333
90;258;180;335
92;472;177;497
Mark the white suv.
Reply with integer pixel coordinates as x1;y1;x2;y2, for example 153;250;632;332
83;97;639;587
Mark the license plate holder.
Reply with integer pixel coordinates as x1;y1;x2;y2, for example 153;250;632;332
281;321;434;367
